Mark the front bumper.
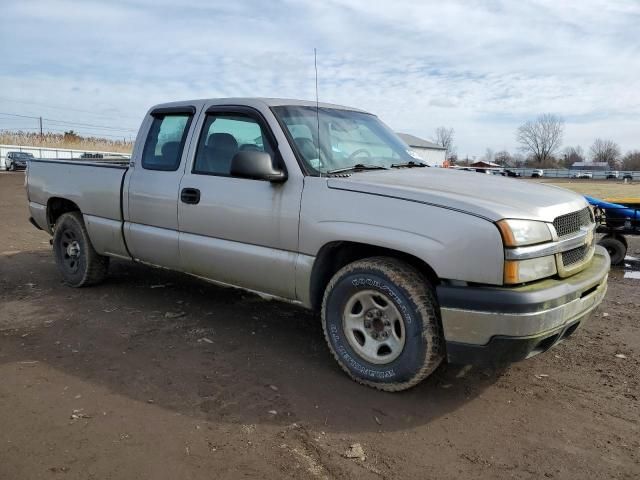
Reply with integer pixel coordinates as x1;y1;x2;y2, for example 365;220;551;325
438;246;610;366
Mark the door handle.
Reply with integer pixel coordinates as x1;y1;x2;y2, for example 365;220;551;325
180;188;201;205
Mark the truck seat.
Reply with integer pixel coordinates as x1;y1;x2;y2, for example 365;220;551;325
202;133;238;174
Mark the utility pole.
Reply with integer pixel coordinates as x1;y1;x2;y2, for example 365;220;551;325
39;116;43;138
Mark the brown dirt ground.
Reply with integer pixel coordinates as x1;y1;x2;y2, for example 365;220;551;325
1;173;638;479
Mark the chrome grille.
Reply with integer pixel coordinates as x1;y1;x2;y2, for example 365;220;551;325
553;207;593;238
562;245;588;267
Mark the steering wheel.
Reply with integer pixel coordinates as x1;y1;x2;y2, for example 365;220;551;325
347;149;371;161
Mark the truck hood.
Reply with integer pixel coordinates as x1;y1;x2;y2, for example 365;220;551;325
326;168;588;222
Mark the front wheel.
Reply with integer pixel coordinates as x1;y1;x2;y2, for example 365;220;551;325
52;212;109;287
321;257;444;391
7;162;14;171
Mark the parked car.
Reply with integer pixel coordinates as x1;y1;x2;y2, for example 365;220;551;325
474;168;492;174
80;152;104;159
623;172;634;181
504;169;521;178
605;171;619;179
572;171;593;179
25;97;610;391
5;151;34;171
531;169;544;178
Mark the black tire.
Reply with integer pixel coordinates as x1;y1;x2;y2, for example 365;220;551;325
321;257;444;392
52;212;109;287
598;236;627;265
7;162;14;171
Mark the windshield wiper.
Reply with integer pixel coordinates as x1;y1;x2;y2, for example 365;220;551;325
327;163;389;174
390;160;427;168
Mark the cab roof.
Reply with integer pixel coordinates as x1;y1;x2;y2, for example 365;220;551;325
149;97;368;114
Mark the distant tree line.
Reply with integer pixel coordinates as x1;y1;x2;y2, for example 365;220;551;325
444;113;639;170
513;114;637;169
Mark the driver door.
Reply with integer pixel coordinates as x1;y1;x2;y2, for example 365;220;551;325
178;106;303;299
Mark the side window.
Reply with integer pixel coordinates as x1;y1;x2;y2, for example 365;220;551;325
193;114;274;176
141;114;192;171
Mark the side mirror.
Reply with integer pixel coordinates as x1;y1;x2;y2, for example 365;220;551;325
230;151;287;183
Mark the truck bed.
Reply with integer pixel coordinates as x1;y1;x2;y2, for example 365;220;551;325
27;159;130;258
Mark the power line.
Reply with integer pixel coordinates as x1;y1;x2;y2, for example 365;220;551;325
0;112;37;120
44;119;137;132
0;96;142;121
0;112;137;132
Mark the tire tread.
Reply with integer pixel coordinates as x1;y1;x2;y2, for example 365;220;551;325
321;256;444;392
53;212;109;287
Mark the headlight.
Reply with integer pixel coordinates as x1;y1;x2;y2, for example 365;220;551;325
497;219;552;247
504;256;557;284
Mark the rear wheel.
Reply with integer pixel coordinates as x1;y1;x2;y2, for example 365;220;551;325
52;212;109;287
598;236;627;265
321;257;444;391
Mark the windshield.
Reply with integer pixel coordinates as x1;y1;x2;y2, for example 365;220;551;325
14;152;34;159
272;106;421;174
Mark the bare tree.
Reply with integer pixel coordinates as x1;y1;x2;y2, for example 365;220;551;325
516;114;564;163
511;152;526;168
434;126;455;159
563;145;584;168
622;150;640;171
590;138;621;168
494;150;512;166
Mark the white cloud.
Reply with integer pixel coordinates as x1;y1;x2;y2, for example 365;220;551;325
1;0;638;155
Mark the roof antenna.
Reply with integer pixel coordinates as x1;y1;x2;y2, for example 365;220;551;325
314;48;321;176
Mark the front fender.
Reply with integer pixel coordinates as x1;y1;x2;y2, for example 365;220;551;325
299;180;504;286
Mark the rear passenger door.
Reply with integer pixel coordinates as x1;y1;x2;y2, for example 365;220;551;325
178;106;303;299
125;106;196;269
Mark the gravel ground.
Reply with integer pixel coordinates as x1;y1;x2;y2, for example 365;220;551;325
1;172;638;479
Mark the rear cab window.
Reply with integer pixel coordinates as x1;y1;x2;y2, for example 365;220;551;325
141;111;194;171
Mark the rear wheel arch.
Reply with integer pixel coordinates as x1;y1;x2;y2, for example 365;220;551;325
47;197;81;232
309;241;440;312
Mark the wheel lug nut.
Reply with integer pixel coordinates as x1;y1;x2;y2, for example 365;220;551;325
384;320;390;326
371;332;378;339
364;321;371;328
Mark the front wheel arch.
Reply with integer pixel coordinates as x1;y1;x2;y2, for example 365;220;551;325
309;241;440;313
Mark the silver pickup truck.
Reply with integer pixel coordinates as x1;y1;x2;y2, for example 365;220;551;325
25;98;609;391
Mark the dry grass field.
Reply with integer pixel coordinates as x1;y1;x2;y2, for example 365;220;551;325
0;132;133;154
527;178;640;201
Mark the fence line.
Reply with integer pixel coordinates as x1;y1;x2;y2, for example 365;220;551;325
1;144;130;170
505;168;638;179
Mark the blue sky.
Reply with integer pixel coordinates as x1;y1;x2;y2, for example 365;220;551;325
1;0;639;157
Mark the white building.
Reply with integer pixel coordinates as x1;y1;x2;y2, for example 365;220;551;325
396;133;447;167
